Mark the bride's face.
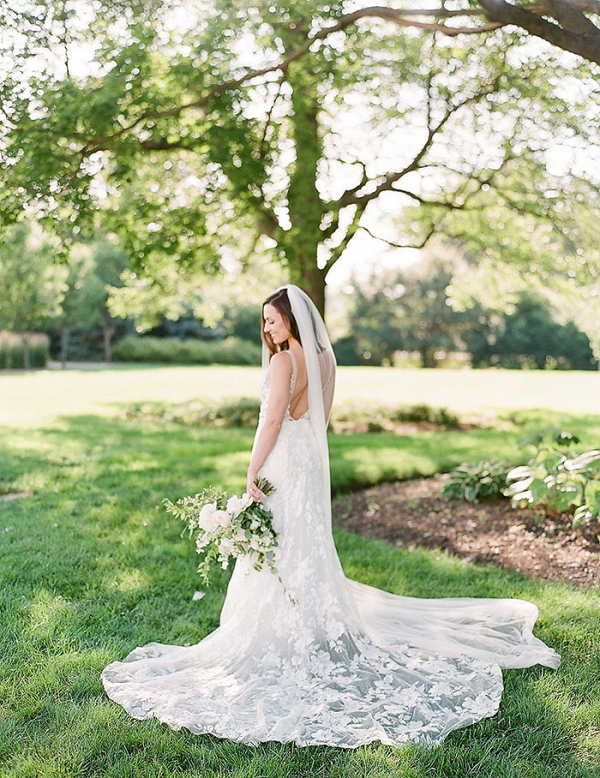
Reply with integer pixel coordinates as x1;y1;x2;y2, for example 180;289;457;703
263;303;291;345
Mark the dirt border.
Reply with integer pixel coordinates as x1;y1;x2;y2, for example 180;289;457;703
333;476;600;586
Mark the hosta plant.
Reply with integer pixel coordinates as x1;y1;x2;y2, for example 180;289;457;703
505;447;600;527
443;460;512;503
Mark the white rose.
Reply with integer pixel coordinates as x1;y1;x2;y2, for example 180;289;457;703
215;509;231;528
226;493;253;516
198;502;218;532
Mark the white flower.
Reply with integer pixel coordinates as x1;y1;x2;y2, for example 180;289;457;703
234;528;247;542
250;536;261;551
198;502;218;532
219;537;236;555
250;519;260;531
226;492;253;517
214;509;231;528
195;535;210;552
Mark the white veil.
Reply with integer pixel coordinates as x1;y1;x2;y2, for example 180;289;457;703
261;284;336;530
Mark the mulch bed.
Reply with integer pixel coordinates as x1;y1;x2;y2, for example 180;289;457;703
333;477;600;587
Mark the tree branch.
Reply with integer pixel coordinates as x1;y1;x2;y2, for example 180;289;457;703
389;187;470;209
323;205;364;272
539;0;600;35
259;74;285;162
247;193;283;243
358;224;436;250
477;0;600;63
328;82;499;215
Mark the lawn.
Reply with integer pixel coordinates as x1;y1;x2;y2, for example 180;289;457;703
1;366;599;777
1;364;599;427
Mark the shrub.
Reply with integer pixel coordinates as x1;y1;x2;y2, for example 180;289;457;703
124;397;463;436
443;460;512;503
0;331;50;369
112;335;262;365
505;447;600;526
124;397;261;429
332;402;461;433
332;336;368;366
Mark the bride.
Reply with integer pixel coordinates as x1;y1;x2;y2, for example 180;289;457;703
101;283;560;748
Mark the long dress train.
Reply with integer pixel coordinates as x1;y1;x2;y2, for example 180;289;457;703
101;352;559;748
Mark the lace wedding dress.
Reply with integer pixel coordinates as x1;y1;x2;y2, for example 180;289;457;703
101;286;560;748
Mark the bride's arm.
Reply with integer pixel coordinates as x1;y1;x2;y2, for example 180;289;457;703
246;351;292;501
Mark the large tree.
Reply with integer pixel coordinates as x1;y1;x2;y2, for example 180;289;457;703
1;1;599;316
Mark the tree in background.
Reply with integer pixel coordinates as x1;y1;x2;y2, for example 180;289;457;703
2;1;599;318
382;1;600;66
0;222;66;368
341;255;477;367
52;244;97;367
47;239;130;363
464;294;596;369
223;304;263;348
90;241;130;361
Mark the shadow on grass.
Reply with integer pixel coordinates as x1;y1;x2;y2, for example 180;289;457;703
0;414;599;777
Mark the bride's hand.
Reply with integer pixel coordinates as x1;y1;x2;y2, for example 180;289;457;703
246;470;264;502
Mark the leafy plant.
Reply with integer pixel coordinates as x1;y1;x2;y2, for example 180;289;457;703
443;460;512;503
444;428;600;527
505;446;600;526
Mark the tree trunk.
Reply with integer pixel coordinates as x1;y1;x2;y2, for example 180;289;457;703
103;319;116;362
22;332;31;369
420;345;437;368
289;262;327;319
60;326;69;368
284;47;327;318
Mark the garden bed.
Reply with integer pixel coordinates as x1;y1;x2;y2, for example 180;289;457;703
333;476;600;586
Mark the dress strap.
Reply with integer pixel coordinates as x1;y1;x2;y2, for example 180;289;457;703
287;349;297;395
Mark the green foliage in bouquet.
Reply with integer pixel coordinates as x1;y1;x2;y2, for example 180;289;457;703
163;478;294;598
443;460;512;503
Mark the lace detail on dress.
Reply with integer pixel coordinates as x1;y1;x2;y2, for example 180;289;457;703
101;352;560;748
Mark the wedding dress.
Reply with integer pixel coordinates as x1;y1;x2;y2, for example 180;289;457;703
101;284;560;748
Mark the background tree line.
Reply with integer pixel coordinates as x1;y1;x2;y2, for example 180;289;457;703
0;220;595;370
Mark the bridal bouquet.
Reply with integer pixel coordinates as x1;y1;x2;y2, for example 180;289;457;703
163;477;284;589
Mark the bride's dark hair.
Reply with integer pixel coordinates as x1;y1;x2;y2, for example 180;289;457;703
262;288;302;358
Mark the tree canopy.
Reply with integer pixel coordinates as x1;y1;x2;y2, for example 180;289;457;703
1;1;599;316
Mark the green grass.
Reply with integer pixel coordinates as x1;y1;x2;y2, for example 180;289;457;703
1;364;599;426
1;367;600;776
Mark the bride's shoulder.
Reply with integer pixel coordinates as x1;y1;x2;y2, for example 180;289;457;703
269;350;294;376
